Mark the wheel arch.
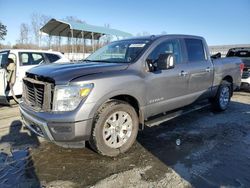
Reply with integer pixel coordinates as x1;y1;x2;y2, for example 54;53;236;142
222;75;233;96
89;92;144;124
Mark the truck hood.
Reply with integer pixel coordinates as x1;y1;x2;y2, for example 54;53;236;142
27;61;129;85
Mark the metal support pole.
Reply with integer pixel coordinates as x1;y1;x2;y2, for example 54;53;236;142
49;35;52;49
67;33;70;60
71;29;74;61
92;32;94;52
82;31;85;59
98;37;100;49
58;36;61;51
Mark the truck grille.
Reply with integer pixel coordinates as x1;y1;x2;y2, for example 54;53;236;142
25;81;44;108
23;77;53;111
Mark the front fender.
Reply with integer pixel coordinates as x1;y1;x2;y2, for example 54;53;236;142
87;89;145;119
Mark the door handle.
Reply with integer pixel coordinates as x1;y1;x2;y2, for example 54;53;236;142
205;67;211;72
179;71;188;77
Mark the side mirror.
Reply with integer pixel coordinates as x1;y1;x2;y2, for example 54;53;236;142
211;52;221;59
157;53;175;70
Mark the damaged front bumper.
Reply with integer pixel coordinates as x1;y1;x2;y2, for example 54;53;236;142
19;102;93;144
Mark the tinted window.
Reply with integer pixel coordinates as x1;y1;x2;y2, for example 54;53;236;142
46;53;60;63
227;50;250;58
148;40;182;66
185;39;206;61
32;53;45;64
0;51;9;68
19;52;45;66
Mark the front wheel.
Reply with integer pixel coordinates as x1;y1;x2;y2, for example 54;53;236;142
89;100;139;157
210;81;232;111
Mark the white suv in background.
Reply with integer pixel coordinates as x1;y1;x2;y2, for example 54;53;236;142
0;49;69;104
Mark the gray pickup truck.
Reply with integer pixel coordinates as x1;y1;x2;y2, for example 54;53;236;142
19;35;242;156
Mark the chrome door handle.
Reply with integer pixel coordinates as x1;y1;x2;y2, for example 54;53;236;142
205;67;211;72
179;71;188;76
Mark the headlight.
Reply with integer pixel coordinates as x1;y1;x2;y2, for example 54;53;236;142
53;83;93;112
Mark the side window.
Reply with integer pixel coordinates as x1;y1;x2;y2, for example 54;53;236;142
45;53;60;63
31;53;45;64
20;53;30;66
0;51;9;68
185;39;206;62
148;40;182;66
19;52;44;66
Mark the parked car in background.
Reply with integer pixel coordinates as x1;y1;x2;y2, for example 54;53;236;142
0;49;69;104
226;47;250;90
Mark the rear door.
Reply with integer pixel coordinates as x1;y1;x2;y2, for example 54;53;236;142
184;38;214;100
0;50;9;96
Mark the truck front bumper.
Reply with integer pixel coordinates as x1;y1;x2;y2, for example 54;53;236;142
19;103;93;143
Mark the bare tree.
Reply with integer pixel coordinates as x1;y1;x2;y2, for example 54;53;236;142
31;13;51;46
19;23;29;44
64;16;86;23
0;22;7;40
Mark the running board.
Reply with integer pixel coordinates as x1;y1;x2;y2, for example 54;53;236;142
145;102;210;127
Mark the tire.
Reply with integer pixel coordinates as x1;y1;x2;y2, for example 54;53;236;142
89;100;139;157
210;80;232;111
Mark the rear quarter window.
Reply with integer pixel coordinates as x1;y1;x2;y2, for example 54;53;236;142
45;53;60;63
185;39;206;62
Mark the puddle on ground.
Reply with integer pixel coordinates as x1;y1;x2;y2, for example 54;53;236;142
0;140;171;187
0;147;40;188
30;142;170;187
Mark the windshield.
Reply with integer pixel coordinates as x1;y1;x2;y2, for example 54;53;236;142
86;39;151;63
0;51;9;68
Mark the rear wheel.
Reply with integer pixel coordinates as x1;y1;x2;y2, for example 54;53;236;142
89;100;139;157
210;80;232;111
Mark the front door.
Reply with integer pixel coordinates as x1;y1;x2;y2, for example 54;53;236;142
145;39;190;118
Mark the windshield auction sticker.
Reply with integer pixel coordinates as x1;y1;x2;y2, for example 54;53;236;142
129;44;146;48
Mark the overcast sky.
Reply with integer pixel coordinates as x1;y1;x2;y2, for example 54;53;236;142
0;0;250;45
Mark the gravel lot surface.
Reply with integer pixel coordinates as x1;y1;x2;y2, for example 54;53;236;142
0;91;249;188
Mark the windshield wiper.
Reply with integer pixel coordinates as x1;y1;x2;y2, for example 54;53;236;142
84;59;92;62
87;60;130;63
83;59;110;63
